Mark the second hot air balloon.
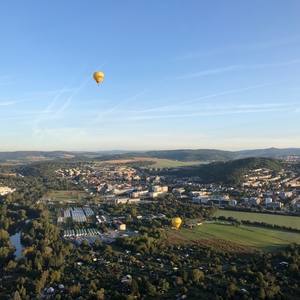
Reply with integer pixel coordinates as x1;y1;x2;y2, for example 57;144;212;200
171;217;182;230
93;71;105;84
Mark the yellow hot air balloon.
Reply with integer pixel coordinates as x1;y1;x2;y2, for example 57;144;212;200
93;71;105;84
171;217;182;230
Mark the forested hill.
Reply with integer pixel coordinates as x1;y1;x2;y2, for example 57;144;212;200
0;151;75;161
0;148;299;163
160;157;283;184
96;148;300;162
140;149;236;161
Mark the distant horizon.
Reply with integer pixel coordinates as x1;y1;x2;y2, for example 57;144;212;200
1;146;300;153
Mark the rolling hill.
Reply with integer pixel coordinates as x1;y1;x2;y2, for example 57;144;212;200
95;147;300;162
160;157;283;184
0;148;299;163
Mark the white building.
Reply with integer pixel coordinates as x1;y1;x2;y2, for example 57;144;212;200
264;197;273;206
0;186;16;196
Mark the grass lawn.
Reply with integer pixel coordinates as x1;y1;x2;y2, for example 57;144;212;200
167;223;300;252
214;210;300;230
45;190;87;202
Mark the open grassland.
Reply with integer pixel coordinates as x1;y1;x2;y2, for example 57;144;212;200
166;223;300;252
215;210;300;230
145;158;203;168
45;190;88;202
98;157;203;168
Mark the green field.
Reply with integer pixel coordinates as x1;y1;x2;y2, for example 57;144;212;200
215;210;300;230
167;223;300;251
96;157;204;169
45;190;88;202
147;158;203;168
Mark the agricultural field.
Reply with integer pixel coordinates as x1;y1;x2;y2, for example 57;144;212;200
214;210;300;230
166;223;300;252
43;190;88;203
145;158;203;168
98;157;203;168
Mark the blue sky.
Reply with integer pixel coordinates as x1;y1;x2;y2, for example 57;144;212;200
1;1;300;151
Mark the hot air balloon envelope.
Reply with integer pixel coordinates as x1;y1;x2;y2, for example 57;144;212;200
93;71;105;84
171;217;182;230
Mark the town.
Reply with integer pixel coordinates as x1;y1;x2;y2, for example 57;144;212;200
53;161;300;213
21;159;297;249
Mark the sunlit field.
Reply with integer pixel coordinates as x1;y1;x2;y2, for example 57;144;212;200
97;157;203;168
215;210;300;230
44;190;88;202
167;223;300;252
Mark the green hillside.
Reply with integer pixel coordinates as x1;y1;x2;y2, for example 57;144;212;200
162;157;283;184
96;147;300;162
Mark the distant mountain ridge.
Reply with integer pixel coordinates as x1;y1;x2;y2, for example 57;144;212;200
234;147;300;159
0;150;127;162
0;151;75;161
0;148;299;163
95;147;300;162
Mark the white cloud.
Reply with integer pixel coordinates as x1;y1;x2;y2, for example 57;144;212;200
176;59;300;79
177;35;300;60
